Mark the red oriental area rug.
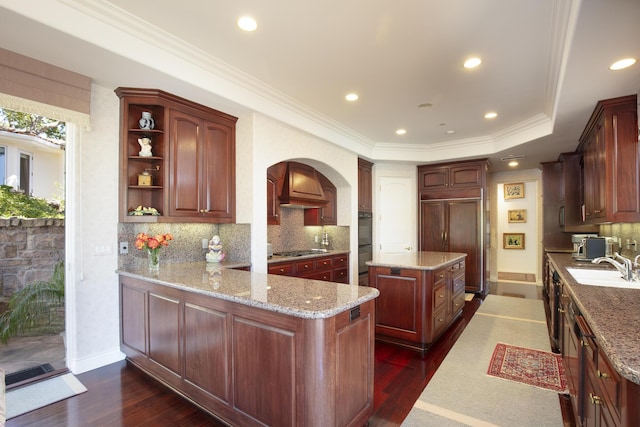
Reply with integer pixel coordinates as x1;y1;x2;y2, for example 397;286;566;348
487;343;568;393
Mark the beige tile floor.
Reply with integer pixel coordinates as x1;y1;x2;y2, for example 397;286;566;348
0;334;66;375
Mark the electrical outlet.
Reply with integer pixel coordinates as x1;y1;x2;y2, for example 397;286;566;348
202;239;209;249
119;241;129;254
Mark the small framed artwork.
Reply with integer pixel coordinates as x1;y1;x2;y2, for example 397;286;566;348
504;182;525;199
508;209;527;223
503;233;525;249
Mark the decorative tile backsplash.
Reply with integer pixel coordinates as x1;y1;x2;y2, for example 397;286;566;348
267;208;350;253
118;222;251;268
599;223;640;259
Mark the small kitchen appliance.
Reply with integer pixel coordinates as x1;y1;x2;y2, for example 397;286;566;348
267;243;273;258
572;235;606;261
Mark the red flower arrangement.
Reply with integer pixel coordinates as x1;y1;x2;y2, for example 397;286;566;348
135;232;173;269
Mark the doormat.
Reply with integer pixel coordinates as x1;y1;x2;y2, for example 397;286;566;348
5;364;55;386
6;373;87;419
487;343;568;393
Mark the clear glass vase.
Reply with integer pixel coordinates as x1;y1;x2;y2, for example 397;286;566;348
148;249;160;271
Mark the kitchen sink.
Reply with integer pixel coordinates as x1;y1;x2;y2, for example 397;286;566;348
566;268;640;289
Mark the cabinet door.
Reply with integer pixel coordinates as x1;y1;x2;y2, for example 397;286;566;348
419;201;446;252
200;119;235;221
267;163;284;225
358;158;373;212
447;200;480;293
418;166;449;191
449;164;484;188
169;109;202;217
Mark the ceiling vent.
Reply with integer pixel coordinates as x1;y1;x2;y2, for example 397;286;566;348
500;155;525;162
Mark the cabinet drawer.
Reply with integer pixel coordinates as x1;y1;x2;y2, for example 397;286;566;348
432;307;449;337
332;255;349;267
452;273;465;295
452;291;465;314
268;263;293;275
305;270;332;282
433;268;447;286
315;256;333;271
433;284;447;311
295;259;317;274
334;268;349;283
597;349;621;418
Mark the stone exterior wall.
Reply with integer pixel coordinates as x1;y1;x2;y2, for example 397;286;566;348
0;218;64;303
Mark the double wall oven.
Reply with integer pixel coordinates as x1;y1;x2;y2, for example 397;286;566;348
358;212;373;275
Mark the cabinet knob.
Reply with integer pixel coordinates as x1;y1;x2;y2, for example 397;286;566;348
597;370;610;380
581;339;590;348
589;393;603;406
279;268;285;273
439;294;444;298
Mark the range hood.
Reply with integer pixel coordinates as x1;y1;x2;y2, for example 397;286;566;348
279;162;328;208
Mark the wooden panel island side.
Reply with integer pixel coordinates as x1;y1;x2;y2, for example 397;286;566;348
367;251;467;351
117;263;379;427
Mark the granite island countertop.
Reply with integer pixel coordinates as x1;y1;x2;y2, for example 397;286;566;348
547;252;640;384
117;262;378;320
366;251;467;270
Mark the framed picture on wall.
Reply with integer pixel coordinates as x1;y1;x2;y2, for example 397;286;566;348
503;233;525;249
504;182;525;199
508;209;527;223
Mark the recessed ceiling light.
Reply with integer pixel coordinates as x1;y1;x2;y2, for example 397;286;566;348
508;161;519;167
237;16;258;32
609;58;636;70
396;129;407;135
445;130;455;135
484;112;498;119
464;57;482;69
345;93;359;101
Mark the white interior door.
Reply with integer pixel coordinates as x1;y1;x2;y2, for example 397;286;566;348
378;176;414;253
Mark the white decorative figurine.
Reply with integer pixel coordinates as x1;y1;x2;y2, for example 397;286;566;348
206;235;225;263
138;137;153;157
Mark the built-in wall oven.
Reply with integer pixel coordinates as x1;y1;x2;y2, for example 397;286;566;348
358;212;373;275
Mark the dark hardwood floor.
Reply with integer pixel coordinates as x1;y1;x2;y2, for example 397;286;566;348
6;297;573;426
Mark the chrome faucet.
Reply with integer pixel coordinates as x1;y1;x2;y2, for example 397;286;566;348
592;252;634;281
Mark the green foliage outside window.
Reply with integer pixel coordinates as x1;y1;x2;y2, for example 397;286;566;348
0;185;64;218
0;108;66;142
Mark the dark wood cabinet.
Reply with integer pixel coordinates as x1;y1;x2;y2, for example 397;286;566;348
358;158;373;212
304;171;337;226
269;253;350;284
541;161;571;248
420;197;481;294
120;275;374;426
368;258;465;351
168;109;236;222
560;152;599;233
266;163;285;225
418;160;486;192
418;159;488;294
578;94;639;224
116;87;237;223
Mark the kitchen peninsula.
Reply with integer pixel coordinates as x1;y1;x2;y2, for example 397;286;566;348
367;251;466;351
117;263;379;427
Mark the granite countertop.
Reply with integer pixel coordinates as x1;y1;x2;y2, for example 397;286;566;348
117;262;378;320
366;251;467;270
267;249;350;263
547;252;640;384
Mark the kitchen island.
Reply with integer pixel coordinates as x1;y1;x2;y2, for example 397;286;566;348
367;251;467;351
117;263;378;427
